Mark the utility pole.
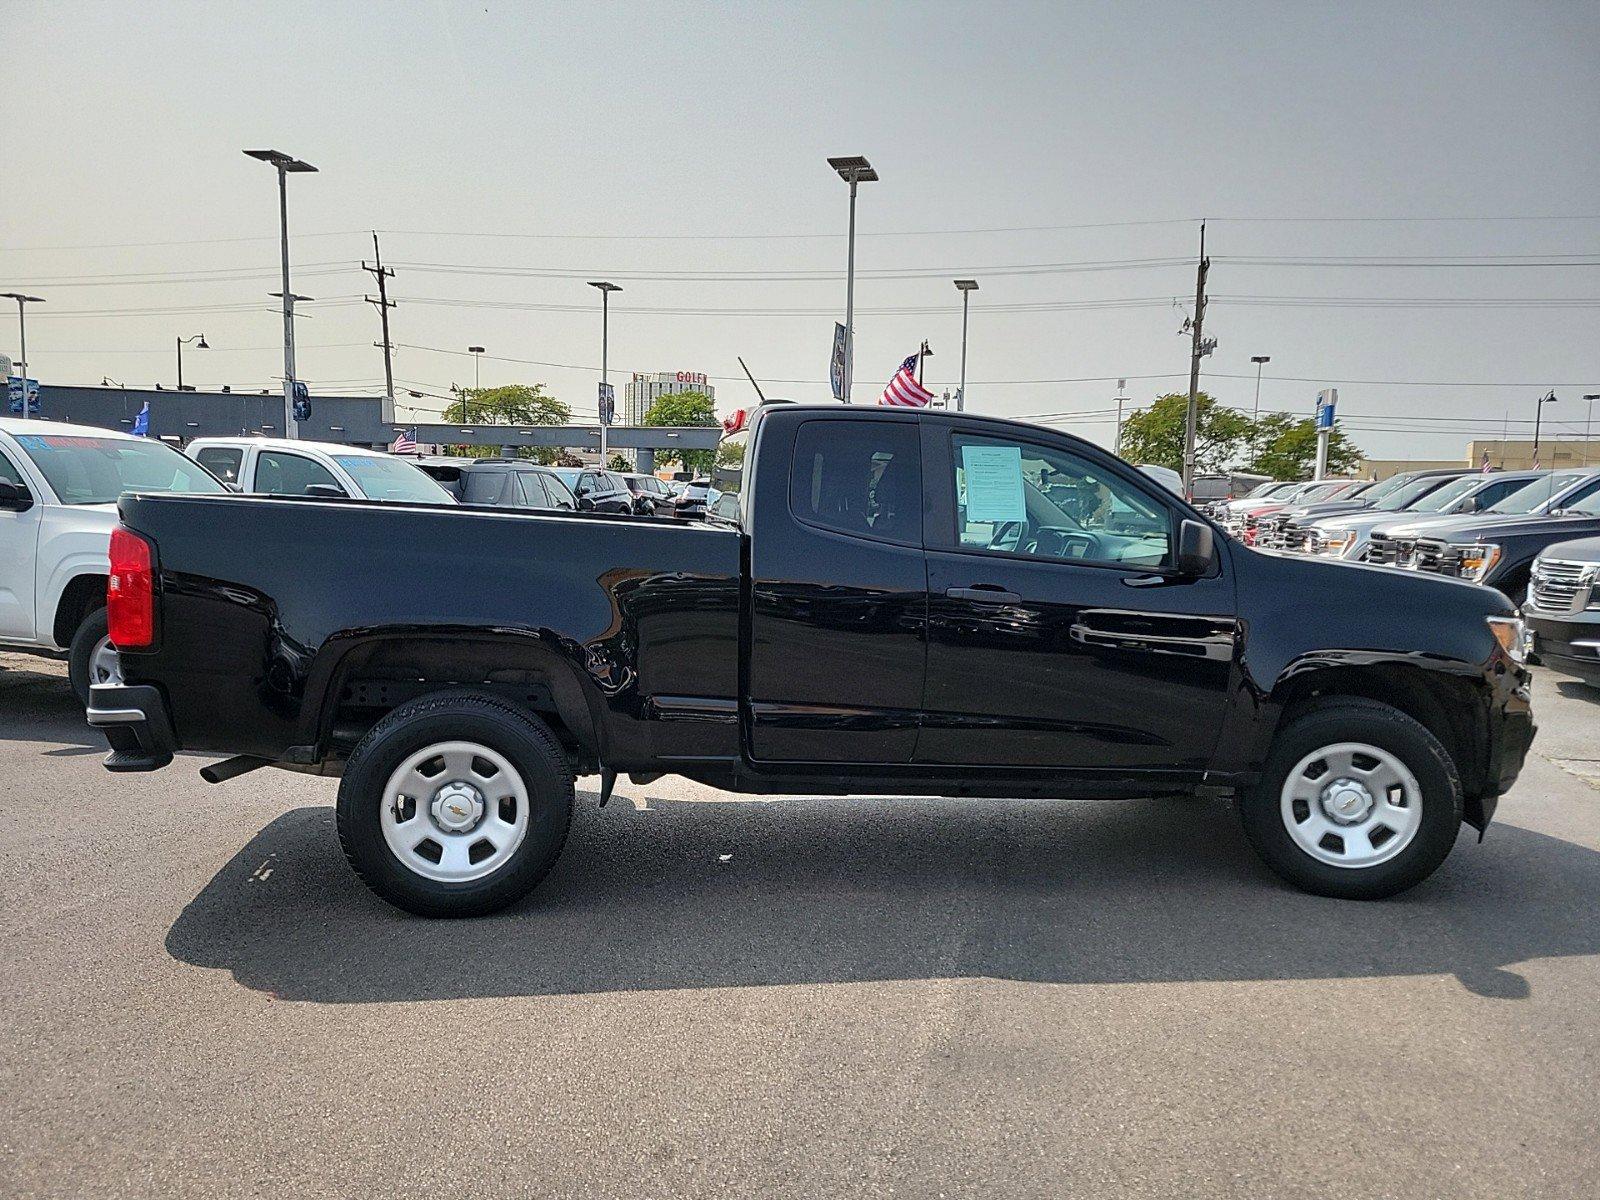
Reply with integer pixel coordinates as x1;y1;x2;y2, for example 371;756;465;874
1181;222;1211;497
362;231;396;421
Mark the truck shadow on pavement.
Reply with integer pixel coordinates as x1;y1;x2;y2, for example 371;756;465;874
0;662;101;753
166;793;1600;1003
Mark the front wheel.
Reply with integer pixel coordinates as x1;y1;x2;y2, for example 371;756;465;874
1239;698;1464;900
336;691;574;917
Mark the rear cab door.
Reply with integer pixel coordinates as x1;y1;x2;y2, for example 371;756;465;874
744;409;928;764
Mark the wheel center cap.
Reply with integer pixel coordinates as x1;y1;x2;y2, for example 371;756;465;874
1320;777;1374;825
430;781;485;833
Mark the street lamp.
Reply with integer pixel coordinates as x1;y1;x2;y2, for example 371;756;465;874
1532;391;1558;468
465;345;486;424
1582;394;1600;466
2;293;44;420
828;155;877;403
954;280;978;412
244;149;317;438
176;334;208;391
1250;355;1271;418
588;282;621;465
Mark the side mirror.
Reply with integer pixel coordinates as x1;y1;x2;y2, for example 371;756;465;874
1176;519;1216;576
1458;496;1479;513
0;481;34;513
304;483;348;499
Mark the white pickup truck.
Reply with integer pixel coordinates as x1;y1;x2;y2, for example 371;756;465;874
0;418;226;702
185;437;453;503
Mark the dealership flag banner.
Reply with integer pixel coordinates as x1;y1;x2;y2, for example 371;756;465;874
878;352;934;408
391;427;418;454
131;402;150;437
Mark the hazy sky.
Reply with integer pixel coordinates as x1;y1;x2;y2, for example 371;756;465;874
5;0;1598;459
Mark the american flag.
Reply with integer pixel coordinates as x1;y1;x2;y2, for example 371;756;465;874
390;427;418;454
879;353;934;408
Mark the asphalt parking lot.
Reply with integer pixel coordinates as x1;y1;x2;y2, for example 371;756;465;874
1;652;1597;1199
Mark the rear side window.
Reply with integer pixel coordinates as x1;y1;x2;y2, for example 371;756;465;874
194;446;242;484
463;470;510;505
789;419;921;546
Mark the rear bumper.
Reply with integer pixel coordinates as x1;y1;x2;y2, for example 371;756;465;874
1526;612;1600;684
86;682;175;771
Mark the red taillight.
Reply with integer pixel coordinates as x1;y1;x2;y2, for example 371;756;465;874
107;527;155;649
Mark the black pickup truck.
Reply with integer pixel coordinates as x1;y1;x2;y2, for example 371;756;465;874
88;404;1534;916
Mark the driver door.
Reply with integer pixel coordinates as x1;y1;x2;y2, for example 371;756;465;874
916;422;1236;773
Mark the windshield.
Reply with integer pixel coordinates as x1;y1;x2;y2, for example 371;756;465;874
1351;474;1409;504
1565;486;1600;517
332;456;455;503
11;433;225;505
1375;475;1460;511
1245;480;1283;498
549;468;581;487
1489;471;1586;514
1406;475;1481;513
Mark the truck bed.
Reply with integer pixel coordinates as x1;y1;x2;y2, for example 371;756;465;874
114;491;742;769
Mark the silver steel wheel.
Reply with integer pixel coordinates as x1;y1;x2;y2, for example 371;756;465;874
90;635;122;687
379;740;530;883
1279;741;1423;869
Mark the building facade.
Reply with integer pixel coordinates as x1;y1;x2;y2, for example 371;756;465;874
623;371;714;426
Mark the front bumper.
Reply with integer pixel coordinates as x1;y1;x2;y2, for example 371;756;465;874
86;682;175;771
1526;611;1600;684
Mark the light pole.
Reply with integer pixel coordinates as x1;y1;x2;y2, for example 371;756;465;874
176;334;208;390
2;293;44;420
244;149;318;438
1114;377;1128;456
828;156;877;403
466;345;485;424
1583;395;1600;466
954;279;978;412
588;282;621;465
1250;355;1271;418
1532;390;1558;468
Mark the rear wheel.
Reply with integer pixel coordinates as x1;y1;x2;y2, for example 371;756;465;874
1240;698;1463;899
336;691;574;917
67;606;120;707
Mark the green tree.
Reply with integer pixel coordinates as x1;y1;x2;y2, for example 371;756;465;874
642;389;719;473
606;453;634;472
1245;413;1363;480
443;383;571;464
1117;393;1252;474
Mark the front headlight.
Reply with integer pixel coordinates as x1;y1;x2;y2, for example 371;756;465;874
1318;529;1353;556
1456;543;1502;581
1486;615;1527;663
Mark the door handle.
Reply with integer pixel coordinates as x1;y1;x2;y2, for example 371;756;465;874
945;585;1022;604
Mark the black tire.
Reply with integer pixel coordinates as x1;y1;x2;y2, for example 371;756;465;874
1239;698;1463;900
67;605;112;708
336;690;574;917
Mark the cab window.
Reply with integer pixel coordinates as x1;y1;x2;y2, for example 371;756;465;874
949;433;1171;568
255;451;343;497
789;419;920;546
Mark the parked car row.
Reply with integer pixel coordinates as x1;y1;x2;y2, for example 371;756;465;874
1216;461;1600;667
